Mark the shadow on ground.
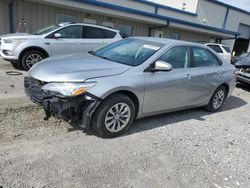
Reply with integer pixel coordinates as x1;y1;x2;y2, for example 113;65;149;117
68;95;247;137
237;82;250;92
123;95;247;136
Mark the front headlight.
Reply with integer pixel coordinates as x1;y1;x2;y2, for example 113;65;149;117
42;82;96;96
3;39;25;44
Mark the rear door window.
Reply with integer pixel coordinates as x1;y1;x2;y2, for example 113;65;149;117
207;45;223;53
84;26;105;39
192;47;222;67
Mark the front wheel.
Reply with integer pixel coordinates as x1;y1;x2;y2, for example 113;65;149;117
21;50;45;71
205;86;227;112
92;94;135;138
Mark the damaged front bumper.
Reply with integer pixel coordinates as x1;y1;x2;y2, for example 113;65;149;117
237;72;250;84
236;67;250;85
24;77;100;129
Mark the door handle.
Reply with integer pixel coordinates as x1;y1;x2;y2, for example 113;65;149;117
186;74;191;80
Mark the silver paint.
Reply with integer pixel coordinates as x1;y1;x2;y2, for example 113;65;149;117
28;37;236;119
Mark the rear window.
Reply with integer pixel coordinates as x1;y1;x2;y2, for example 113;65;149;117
119;32;127;38
222;46;231;53
207;45;223;53
104;30;116;38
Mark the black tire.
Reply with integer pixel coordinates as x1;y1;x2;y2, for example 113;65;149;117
10;61;23;70
21;50;45;71
205;85;227;112
92;94;136;138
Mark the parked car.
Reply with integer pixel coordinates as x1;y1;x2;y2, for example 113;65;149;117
205;43;232;63
24;37;236;138
0;22;122;70
231;52;250;65
235;56;250;85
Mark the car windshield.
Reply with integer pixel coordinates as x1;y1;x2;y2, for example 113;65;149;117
92;38;164;66
32;25;61;35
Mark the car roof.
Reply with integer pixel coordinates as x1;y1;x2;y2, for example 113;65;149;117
58;22;119;32
205;43;229;47
132;37;207;48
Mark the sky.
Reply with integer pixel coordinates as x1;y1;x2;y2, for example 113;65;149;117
218;0;250;12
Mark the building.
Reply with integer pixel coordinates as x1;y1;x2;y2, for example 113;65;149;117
1;0;250;55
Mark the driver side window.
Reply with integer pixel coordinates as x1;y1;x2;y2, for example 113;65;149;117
158;46;190;68
53;26;83;38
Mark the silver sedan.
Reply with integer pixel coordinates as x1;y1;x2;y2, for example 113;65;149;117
25;37;236;138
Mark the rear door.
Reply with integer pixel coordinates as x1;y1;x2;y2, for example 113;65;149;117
187;46;224;106
81;26;118;52
46;25;83;56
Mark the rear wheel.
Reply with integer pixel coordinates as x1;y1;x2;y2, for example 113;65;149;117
21;50;45;71
92;94;135;138
205;86;227;112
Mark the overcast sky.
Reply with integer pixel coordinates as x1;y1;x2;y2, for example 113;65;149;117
218;0;250;11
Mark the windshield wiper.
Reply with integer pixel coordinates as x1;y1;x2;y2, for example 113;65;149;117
99;56;109;60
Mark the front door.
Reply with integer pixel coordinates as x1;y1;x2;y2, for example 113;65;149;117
143;46;192;114
46;25;83;56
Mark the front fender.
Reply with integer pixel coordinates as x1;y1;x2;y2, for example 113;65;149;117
86;72;145;118
14;41;51;59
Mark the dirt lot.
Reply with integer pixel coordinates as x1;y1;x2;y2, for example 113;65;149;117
0;60;250;188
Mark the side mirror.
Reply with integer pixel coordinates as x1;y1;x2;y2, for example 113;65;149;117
146;60;172;72
54;33;61;39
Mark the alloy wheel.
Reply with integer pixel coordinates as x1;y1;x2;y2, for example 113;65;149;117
104;103;131;133
213;90;225;109
25;53;43;68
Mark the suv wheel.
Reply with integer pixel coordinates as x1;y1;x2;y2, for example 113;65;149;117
10;61;22;70
205;86;227;112
92;94;135;138
21;50;45;71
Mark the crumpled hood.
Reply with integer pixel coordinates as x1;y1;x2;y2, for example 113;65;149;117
28;53;131;82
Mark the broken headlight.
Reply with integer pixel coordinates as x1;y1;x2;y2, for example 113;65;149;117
42;82;96;96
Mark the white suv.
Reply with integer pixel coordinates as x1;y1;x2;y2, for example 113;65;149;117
0;22;122;70
205;43;232;63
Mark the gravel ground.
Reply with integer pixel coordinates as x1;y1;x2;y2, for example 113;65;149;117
0;60;250;188
0;60;29;107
